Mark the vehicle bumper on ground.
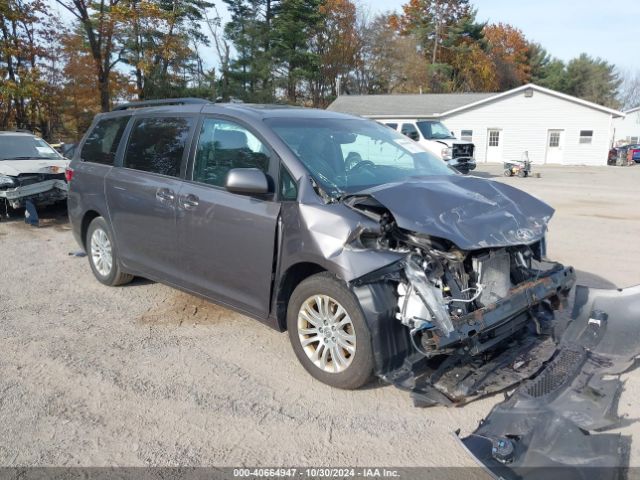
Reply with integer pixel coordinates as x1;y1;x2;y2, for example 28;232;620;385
457;283;640;478
447;157;476;173
0;180;68;208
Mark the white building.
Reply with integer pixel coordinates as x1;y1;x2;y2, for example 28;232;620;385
328;84;626;166
613;107;640;145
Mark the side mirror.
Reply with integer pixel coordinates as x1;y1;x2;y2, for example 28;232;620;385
225;168;269;195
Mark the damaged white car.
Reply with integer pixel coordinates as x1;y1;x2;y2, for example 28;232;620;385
0;131;69;211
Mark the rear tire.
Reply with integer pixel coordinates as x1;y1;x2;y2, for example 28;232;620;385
86;217;133;287
287;272;375;389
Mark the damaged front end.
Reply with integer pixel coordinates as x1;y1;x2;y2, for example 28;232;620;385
343;186;576;406
0;170;68;209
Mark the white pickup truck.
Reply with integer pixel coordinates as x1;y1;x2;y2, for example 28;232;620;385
379;119;476;174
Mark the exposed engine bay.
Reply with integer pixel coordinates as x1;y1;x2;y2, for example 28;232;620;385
341;191;576;406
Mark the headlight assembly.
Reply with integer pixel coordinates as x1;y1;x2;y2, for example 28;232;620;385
0;175;16;188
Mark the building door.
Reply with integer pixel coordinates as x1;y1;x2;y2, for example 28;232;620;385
545;129;564;164
485;129;502;162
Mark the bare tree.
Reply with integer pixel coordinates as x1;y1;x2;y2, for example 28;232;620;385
618;69;640;110
204;4;231;99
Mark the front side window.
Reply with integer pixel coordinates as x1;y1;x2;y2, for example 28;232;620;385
123;116;193;177
266;117;452;196
417;121;455;140
192;118;271;187
81;116;130;165
280;166;297;201
0;134;62;160
384;123;398;130
579;130;593;144
401;123;420;141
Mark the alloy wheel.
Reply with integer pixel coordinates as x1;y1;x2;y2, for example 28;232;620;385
90;228;113;277
297;295;356;373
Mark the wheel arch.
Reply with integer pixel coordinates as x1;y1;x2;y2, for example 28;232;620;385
80;210;103;249
274;262;328;331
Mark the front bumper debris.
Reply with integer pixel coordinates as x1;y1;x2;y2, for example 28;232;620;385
457;284;640;479
0;179;68;207
353;264;576;407
447;157;476;172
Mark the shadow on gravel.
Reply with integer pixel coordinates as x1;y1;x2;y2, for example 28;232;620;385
0;202;69;229
469;171;500;179
575;269;618;289
138;291;250;327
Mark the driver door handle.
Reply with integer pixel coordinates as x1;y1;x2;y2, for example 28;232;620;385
156;188;175;203
179;193;199;210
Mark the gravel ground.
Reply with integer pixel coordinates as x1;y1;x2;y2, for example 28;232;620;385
1;163;640;468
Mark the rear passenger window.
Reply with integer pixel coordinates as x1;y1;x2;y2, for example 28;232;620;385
193;118;271;187
123;116;193;177
81;116;130;165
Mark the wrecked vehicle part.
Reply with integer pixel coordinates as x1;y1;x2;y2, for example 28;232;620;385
458;284;640;478
340;177;577;405
0;154;69;209
347;213;575;404
0;178;68;208
403;254;456;337
277;175;407;285
381;265;574;406
344;176;553;250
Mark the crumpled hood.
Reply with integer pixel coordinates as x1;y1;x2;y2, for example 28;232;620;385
0;158;69;177
348;175;554;250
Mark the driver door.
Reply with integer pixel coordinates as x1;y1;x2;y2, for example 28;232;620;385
175;117;281;318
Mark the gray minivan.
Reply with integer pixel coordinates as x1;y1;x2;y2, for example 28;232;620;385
68;99;574;402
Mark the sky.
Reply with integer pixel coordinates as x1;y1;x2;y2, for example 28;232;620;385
48;0;639;72
363;0;639;72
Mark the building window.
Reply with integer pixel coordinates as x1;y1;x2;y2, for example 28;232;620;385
579;130;593;144
461;129;473;142
488;130;500;147
549;132;561;147
630;136;639;144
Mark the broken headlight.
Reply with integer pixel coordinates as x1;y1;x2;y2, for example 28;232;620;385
0;175;16;189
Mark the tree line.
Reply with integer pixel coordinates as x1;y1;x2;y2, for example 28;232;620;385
0;0;637;142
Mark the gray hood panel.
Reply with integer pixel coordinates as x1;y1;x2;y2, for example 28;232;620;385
354;175;554;250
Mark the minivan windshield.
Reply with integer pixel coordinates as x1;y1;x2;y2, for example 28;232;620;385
266;117;453;196
0;135;62;160
416;121;456;140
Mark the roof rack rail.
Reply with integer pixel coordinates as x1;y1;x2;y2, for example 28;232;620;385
112;97;212;111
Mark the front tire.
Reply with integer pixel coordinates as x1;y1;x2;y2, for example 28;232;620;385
287;273;375;389
86;217;133;286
